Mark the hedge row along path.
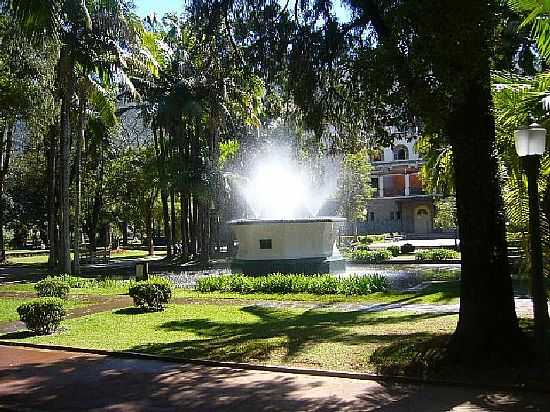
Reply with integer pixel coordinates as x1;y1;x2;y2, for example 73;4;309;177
1;290;545;335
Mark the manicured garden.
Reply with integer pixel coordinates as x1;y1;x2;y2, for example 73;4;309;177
2;302;459;373
1;272;546;381
0;273;461;304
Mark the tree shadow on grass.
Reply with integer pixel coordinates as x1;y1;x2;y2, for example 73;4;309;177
130;306;452;365
0;330;35;339
113;307;147;315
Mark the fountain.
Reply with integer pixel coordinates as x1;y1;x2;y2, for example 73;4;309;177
228;152;346;275
229;217;345;275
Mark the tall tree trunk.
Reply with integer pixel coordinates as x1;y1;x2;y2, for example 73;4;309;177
122;221;128;246
447;79;524;364
180;191;189;258
189;195;196;256
170;189;177;246
59;48;73;274
161;189;172;257
73;94;86;275
200;201;210;263
145;209;154;256
47;125;58;270
0;122;14;264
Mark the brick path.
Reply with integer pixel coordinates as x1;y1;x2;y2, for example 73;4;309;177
1;345;549;411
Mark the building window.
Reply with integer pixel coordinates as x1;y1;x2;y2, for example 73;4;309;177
370;212;375;221
259;239;272;249
390;212;395;220
396;211;401;220
393;145;409;161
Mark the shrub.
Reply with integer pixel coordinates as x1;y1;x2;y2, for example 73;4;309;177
353;243;371;251
400;243;415;254
43;275;138;289
17;298;66;335
387;245;400;257
415;249;459;262
34;278;70;299
339;274;389;295
129;279;172;311
349;249;392;263
196;273;389;295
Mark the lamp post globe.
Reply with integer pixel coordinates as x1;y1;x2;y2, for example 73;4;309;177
514;122;548;374
514;123;547;157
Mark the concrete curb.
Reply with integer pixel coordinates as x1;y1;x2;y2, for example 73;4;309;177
1;341;548;394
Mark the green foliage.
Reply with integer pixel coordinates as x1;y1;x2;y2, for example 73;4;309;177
415;249;459;262
34;278;70;299
416;135;455;196
195;273;389;295
337;149;373;222
219;140;240;168
17;298;66;335
387;245;400;257
349;249;393;263
433;197;458;231
509;0;550;64
43;274;137;289
129;279;172;311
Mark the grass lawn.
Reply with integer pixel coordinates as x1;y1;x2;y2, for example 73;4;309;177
6;249;165;265
0;297;86;323
1;303;458;372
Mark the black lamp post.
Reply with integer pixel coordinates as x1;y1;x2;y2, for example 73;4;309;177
514;123;549;369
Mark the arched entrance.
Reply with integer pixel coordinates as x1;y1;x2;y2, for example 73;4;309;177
414;205;431;234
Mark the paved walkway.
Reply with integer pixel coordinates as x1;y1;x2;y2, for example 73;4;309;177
1;345;548;411
0;255;164;284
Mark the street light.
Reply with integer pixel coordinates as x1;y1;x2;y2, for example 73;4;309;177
514;123;549;371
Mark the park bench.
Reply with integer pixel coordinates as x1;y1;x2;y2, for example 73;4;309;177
79;245;111;264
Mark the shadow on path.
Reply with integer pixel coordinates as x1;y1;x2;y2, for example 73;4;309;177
0;346;548;411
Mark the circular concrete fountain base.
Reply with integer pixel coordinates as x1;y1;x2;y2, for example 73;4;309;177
230;256;346;275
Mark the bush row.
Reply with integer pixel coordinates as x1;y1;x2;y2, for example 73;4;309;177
349;249;393;263
415;249;459;262
195;273;389;295
43;274;137;289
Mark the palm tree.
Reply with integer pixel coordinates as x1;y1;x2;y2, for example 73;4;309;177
5;0;157;272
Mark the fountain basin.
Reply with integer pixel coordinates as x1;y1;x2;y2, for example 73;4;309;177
228;217;346;275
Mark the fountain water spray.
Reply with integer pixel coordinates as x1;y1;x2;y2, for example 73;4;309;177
229;140;345;275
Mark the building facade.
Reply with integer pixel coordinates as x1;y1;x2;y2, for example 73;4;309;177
359;135;435;235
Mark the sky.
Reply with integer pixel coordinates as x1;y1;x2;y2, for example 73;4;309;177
133;0;351;22
134;0;183;17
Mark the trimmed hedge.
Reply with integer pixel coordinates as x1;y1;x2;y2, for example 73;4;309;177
43;274;138;289
195;273;389;295
34;278;70;299
415;249;459;262
129;278;172;311
349;249;393;263
17;298;66;335
387;245;400;257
